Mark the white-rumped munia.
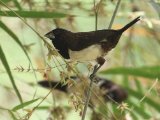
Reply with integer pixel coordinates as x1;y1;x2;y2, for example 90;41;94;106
45;16;140;65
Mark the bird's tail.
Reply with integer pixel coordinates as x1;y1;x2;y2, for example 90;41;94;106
120;16;141;32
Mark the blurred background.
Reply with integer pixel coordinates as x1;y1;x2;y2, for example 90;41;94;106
0;0;160;120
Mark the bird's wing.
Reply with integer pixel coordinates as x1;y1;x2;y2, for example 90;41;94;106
67;30;116;51
66;31;102;51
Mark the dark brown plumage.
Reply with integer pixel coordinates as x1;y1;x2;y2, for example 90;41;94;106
45;16;140;62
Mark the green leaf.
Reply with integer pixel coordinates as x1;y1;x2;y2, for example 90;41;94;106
0;20;23;46
0;46;23;103
127;88;160;112
12;98;39;111
100;66;160;79
127;101;151;119
0;107;18;120
0;0;11;3
0;10;69;18
8;111;18;120
36;106;50;110
0;20;34;77
13;0;22;10
134;79;145;110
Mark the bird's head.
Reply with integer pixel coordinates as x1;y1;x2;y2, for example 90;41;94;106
45;28;68;40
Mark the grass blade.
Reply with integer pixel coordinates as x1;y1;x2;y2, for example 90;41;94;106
127;88;160;112
0;46;23;103
0;107;18;120
0;20;24;47
0;10;69;18
0;0;11;3
0;20;37;79
12;98;39;111
100;66;160;79
127;101;151;119
134;79;145;110
36;106;50;110
13;0;22;10
8;111;18;120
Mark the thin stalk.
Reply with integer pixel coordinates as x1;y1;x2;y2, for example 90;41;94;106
108;0;121;29
81;65;98;120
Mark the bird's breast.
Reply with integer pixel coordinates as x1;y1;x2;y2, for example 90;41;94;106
69;45;103;61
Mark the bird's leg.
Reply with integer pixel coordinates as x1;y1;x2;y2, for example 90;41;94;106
90;65;98;80
90;57;105;80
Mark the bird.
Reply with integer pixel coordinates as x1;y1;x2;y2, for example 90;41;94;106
45;16;140;66
38;76;128;103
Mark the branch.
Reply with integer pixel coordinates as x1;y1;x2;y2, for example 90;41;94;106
81;65;98;120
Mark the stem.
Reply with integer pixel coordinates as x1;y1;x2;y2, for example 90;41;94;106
108;0;121;29
81;73;94;120
95;12;98;31
94;0;98;30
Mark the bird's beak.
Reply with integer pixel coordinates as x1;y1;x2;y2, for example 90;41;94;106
44;33;49;38
44;31;55;39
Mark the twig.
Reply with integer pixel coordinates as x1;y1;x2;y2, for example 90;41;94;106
26;82;61;120
81;65;98;120
81;0;121;120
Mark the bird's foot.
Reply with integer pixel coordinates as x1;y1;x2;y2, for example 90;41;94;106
96;57;105;66
89;57;105;81
90;65;98;80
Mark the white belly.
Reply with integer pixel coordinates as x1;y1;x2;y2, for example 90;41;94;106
69;45;103;61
